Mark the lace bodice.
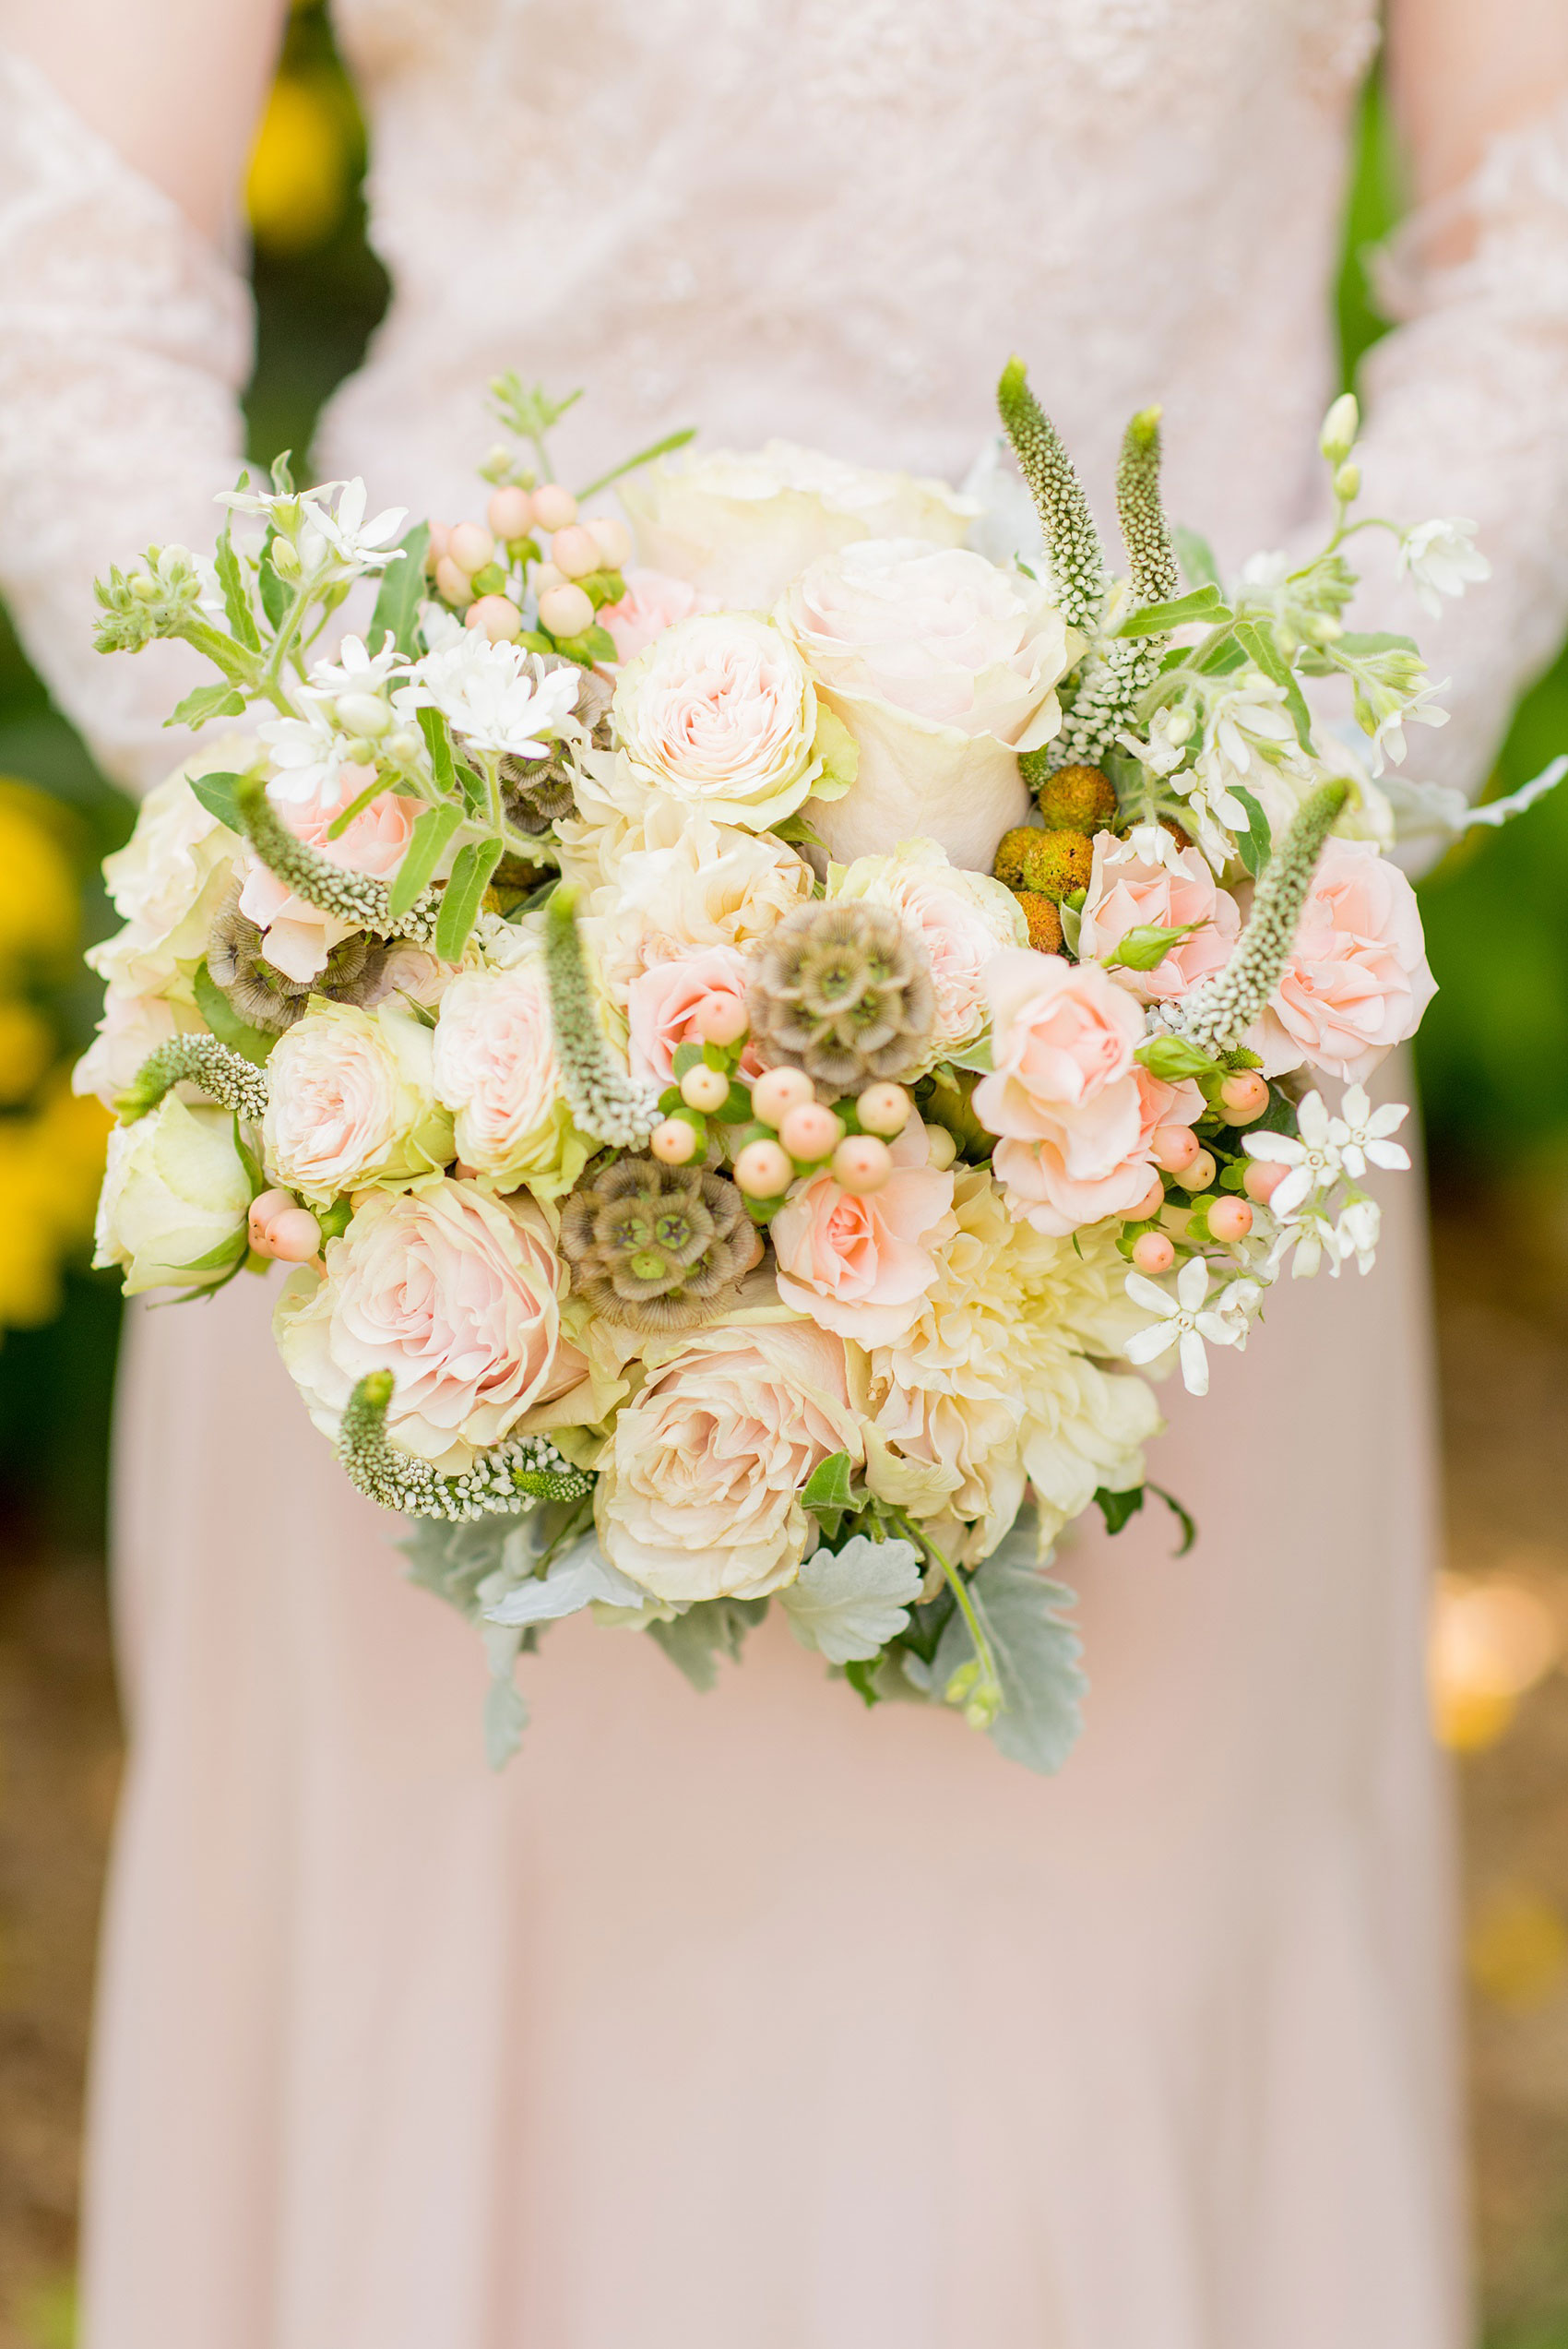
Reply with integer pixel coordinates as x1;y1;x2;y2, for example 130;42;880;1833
0;2;1566;809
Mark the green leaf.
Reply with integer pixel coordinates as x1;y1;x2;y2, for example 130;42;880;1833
1103;919;1203;972
257;533;290;629
718;1081;754;1124
645;1597;768;1692
911;1512;1087;1774
1147;1481;1197;1556
168;1228;250;1274
802;1450;864;1513
1094;1484;1146;1536
671;1040;705;1080
388;801;462;920
369;521;431;657
434;836;504;960
1229;785;1272;878
269;450;294;495
169;682;247;731
1333;631;1420;657
185;769;247;833
214;513;261;651
1134;1034;1215;1081
1116;583;1231;638
417;705;456;793
844;1656;884;1709
1233;618;1313;752
192;962;275;1067
550;623;618;668
944;1035;993;1074
779;1534;923;1665
1172;525;1221;591
576;425;697;503
1193;633;1248;676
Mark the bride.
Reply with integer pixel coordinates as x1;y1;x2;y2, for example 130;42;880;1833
2;3;1567;2343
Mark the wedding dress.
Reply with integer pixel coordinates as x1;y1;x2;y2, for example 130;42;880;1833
3;4;1568;2342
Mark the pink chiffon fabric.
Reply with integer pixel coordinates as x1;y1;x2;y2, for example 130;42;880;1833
14;0;1563;2337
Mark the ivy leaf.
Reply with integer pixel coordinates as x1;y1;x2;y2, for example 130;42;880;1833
1116;583;1231;638
369;520;430;658
213;512;261;652
778;1535;923;1665
802;1450;865;1513
646;1597;769;1692
168;681;247;731
434;836;504;961
185;769;247;834
1229;785;1272;878
1173;525;1221;591
915;1513;1087;1775
192;962;275;1066
387;801;462;920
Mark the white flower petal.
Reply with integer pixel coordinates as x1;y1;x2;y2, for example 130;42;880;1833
1178;1328;1210;1395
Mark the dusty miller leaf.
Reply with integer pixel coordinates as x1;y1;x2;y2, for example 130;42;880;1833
646;1597;769;1692
910;1512;1087;1774
779;1535;922;1665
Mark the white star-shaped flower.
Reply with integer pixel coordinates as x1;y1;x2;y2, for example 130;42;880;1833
1336;1197;1382;1274
395;634;580;758
1326;1084;1410;1179
1123;1256;1241;1397
1243;1090;1343;1219
257;705;350;804
1396;518;1490;619
305;632;407;698
299;478;410;572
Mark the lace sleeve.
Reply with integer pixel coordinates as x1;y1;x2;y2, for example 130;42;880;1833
1348;93;1568;800
0;50;254;796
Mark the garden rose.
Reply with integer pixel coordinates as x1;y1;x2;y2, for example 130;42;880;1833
619;440;977;609
432;944;589;1200
771;1113;956;1345
992;1065;1204;1236
241;766;420;984
262;997;453;1205
101;748;243;953
275;1178;585;1471
1078;823;1241;1003
598;567;713;662
93;1096;251;1295
826;837;1026;1057
610;613;832;830
1252;836;1436;1082
591;805;813;1004
624;944;760;1088
779;540;1071;872
594;1315;862;1602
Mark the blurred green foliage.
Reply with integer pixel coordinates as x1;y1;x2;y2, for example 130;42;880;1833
1;31;1565;1545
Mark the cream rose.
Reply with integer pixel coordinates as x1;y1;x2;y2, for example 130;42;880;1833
262;997;454;1205
610;613;830;830
1078;824;1241;1004
826;837;1026;1058
1252;837;1436;1083
432;944;589;1201
779;540;1071;872
771;1113;956;1345
100;748;244;951
274;1177;586;1471
594;1315;862;1602
619;439;977;609
93;1096;252;1295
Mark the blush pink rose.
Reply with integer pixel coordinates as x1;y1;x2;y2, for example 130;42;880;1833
242;765;420;982
624;944;763;1087
992;1066;1204;1236
1078;824;1241;1003
771;1113;956;1343
275;1177;586;1472
974;948;1145;1157
1251;837;1437;1082
598;567;714;662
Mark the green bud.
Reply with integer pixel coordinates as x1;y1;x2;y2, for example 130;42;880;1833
270;538;302;578
1333;461;1361;504
1319;392;1359;464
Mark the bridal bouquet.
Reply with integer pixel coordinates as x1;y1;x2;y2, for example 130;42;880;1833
77;365;1556;1768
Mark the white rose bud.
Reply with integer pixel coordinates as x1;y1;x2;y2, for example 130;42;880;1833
93;1096;253;1294
779;540;1072;873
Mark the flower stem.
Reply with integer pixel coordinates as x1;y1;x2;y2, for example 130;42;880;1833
890;1508;1004;1720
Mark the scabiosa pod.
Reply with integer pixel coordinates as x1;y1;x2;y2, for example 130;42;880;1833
338;1371;592;1521
558;1157;760;1334
235;775;440;945
117;1034;270;1126
544;886;662;1148
1157;780;1349;1053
